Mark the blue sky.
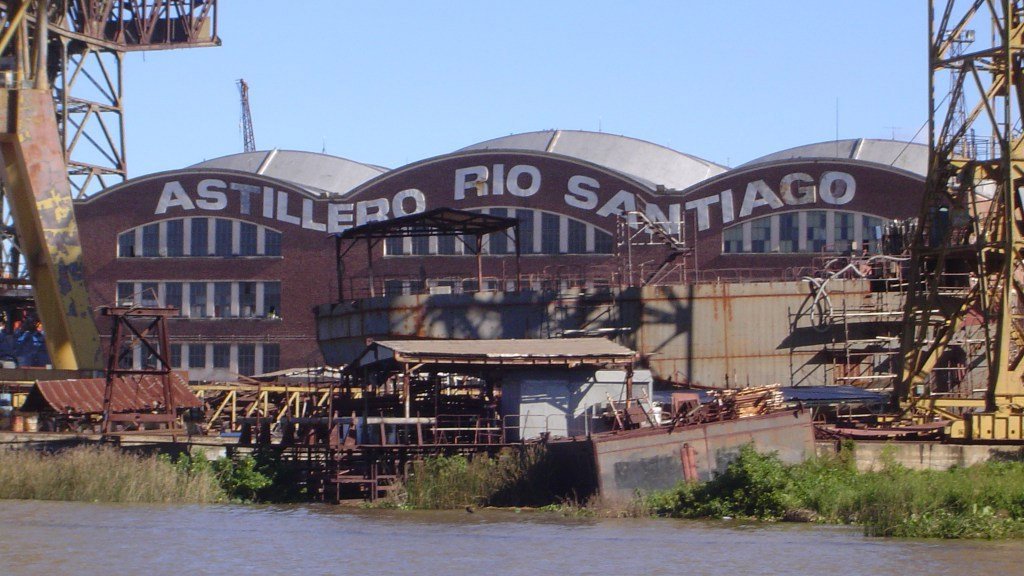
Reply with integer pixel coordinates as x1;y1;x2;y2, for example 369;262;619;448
124;1;927;176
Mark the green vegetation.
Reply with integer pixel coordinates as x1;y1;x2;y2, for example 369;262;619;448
644;443;1024;539
390;446;562;509
0;446;277;504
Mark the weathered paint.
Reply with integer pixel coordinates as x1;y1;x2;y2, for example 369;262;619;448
590;410;814;504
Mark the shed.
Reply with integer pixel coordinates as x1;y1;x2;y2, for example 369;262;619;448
348;337;649;440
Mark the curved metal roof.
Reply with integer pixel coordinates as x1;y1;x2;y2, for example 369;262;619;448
191;149;388;195
741;138;928;176
459;130;727;190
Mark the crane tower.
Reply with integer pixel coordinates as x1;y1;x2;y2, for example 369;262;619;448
238;78;255;153
897;1;1024;440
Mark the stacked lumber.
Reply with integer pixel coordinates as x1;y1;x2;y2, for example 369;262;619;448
717;384;785;418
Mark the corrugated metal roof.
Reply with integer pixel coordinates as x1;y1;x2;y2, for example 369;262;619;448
741;138;928;176
459;130;727;191
374;337;635;362
27;373;200;414
191;150;388;196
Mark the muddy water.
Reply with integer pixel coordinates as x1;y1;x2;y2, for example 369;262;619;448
1;500;1023;576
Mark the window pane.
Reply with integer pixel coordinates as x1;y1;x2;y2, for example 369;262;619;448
385;236;404;256
191;218;208;256
141;224;159;257
541;213;560;254
264;229;282;256
263;282;281;318
750;218;771;253
213;344;230;369
117;282;134;306
488;208;510;255
779;213;799;253
835;211;855;253
214;282;232;317
237;344;256;376
118;231;136;258
594;228;614;254
170;344;182;369
239;282;256;317
862;215;884;253
411;227;430;255
806;211;827;252
437;234;456;255
164;282;183;313
516;209;534;253
214;219;233;257
239;222;257;256
723;225;743;254
567;219;586;253
188;344;206;370
140;282;159;306
262;344;280;374
189;283;208;317
165;220;184;257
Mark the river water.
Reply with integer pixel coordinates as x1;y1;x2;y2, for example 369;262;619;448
1;500;1023;576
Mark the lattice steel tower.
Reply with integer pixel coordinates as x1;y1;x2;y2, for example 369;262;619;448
897;1;1024;440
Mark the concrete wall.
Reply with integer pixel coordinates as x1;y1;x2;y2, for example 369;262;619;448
816;440;1024;472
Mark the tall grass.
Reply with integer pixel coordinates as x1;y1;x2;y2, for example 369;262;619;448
397;446;558;509
0;446;226;504
645;444;1024;539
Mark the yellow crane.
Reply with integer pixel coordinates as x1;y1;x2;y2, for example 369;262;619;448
0;1;220;371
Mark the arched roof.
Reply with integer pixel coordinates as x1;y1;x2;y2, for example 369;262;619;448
191;149;388;195
742;138;928;176
459;130;727;190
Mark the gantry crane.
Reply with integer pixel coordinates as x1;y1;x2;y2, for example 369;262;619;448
897;1;1024;441
0;1;220;371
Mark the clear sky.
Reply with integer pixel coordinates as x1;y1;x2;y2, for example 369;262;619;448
123;1;928;177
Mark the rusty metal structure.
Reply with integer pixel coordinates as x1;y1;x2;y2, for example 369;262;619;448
0;1;218;371
896;1;1024;440
100;304;181;433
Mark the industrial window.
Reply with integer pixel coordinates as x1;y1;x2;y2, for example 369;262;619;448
384;236;404;256
750;218;771;253
239;222;258;256
141;224;159;257
778;213;799;252
567;219;587;253
191;218;209;257
214;219;233;256
116;282;134;305
862;215;883;253
237;344;256;376
264;229;282;256
238;282;257;317
384;279;407;296
118;232;136;258
722;225;743;254
170;344;182;369
541;212;561;254
411;227;430;255
140;282;159;306
437;234;457;255
488;208;511;255
516;209;534;253
189;283;208;317
163;282;183;314
835;212;855;253
165;220;184;257
806;211;828;252
188;344;206;369
213;282;232;317
593;229;614;254
213;344;230;369
262;344;280;374
263;282;281;318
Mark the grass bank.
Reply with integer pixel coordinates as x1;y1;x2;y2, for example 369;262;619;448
388;446;568;509
0;446;277;505
644;444;1024;539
